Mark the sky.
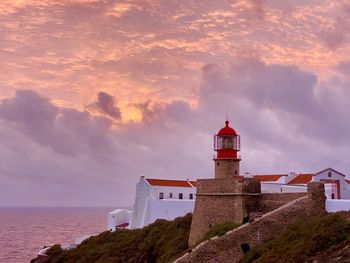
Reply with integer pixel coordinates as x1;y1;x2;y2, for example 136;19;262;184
1;0;350;207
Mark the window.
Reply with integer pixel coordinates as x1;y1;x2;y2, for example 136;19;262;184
189;193;193;200
159;192;164;199
234;170;237;175
169;193;173;199
217;162;220;166
179;193;183;199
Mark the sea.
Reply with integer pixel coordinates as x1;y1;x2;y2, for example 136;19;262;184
0;207;115;263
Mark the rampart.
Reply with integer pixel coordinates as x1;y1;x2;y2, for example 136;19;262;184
175;182;326;263
188;177;260;246
259;192;307;213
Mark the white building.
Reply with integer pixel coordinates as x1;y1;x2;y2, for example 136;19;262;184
107;168;350;231
107;176;196;231
253;168;350;199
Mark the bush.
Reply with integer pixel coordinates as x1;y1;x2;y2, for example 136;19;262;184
45;244;64;257
45;213;192;263
240;213;350;263
198;222;240;244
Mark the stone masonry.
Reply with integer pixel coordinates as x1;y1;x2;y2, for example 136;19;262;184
175;182;326;263
214;158;240;179
259;192;307;214
188;177;261;246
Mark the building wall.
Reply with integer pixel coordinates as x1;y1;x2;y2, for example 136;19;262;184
149;185;195;200
312;169;350;199
129;178;151;229
188;178;260;246
107;209;132;231
176;182;326;263
260;183;284;193
326;199;350;212
261;183;308;194
129;177;196;229
146;199;194;224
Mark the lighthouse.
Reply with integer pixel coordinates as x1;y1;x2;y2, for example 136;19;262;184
188;119;260;246
214;120;241;178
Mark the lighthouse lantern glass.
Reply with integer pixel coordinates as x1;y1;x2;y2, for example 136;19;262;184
214;135;240;151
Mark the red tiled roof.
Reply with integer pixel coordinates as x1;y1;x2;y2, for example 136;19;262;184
345;179;350;184
189;181;197;187
146;179;193;187
288;174;313;185
253;174;287;182
116;223;129;228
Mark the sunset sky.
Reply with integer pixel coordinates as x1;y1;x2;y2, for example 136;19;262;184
1;0;350;206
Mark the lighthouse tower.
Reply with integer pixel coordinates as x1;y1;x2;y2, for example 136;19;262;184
214;120;241;178
188;119;261;246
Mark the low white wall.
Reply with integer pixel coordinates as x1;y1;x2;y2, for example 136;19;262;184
107;209;132;231
261;183;308;194
326;199;350;212
281;185;307;193
261;183;283;193
146;198;195;225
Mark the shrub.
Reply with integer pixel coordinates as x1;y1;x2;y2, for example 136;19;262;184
198;221;240;244
240;213;350;263
45;213;192;263
45;244;64;257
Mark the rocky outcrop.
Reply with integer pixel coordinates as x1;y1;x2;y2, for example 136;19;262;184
30;255;49;263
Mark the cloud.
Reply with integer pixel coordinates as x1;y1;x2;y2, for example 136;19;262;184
0;90;209;206
197;57;350;174
88;91;122;119
0;90;114;157
199;58;350;145
317;1;350;50
1;0;350;207
2;58;350;207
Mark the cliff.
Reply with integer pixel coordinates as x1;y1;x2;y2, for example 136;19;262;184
31;212;350;263
31;213;192;263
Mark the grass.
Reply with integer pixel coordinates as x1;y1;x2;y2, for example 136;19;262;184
240;212;350;263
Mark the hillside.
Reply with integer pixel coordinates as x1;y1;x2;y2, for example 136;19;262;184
32;214;192;263
240;212;350;263
31;212;350;263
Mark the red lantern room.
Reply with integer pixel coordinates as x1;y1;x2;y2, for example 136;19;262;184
214;120;240;159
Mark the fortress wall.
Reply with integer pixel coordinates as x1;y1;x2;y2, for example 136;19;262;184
188;178;260;246
176;182;326;263
259;192;307;213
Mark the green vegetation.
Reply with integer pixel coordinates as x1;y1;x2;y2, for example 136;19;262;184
45;213;192;263
45;244;64;258
198;221;240;244
40;213;350;263
240;213;350;263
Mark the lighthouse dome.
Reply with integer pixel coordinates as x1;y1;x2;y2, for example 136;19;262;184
217;120;237;136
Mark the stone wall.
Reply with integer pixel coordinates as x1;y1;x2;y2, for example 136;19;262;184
175;182;326;263
188;178;260;246
259;192;307;213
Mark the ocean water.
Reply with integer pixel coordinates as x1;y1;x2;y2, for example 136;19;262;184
0;207;114;263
